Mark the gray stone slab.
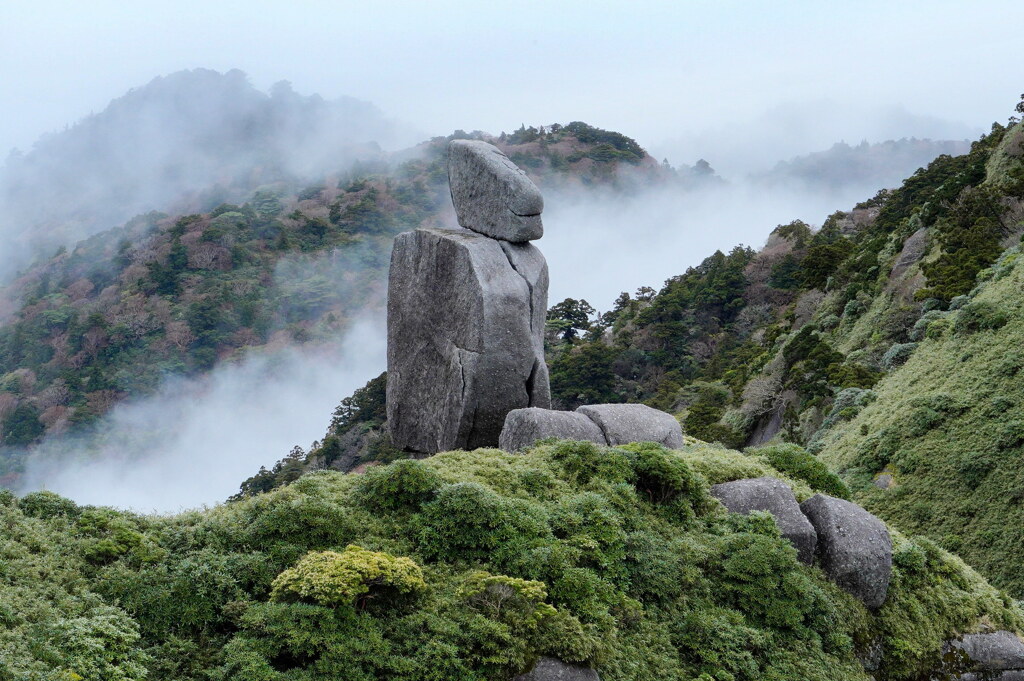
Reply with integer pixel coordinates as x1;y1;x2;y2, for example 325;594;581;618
948;631;1024;673
499;408;607;451
387;227;549;453
800;494;892;609
514;657;600;681
575;403;684;449
448;140;544;242
710;476;817;564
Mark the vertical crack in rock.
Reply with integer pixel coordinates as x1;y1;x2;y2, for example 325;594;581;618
580;410;613;445
525;359;540;407
500;241;535;334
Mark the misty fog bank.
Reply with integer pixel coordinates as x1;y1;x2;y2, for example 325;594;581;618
18;318;385;512
542;178;887;312
0;68;421;284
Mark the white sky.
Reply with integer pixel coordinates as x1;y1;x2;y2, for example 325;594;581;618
2;0;1021;171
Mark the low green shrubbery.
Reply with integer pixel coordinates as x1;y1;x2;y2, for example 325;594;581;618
3;439;1021;681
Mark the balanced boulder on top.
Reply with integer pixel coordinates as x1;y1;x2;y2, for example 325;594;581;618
387;140;551;454
710;476;818;564
449;139;544;242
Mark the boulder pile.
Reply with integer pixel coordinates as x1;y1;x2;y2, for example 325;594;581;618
711;480;893;610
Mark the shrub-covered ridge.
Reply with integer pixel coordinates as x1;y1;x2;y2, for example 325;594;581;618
2;439;1020;680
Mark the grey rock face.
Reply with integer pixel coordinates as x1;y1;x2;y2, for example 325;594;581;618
710;477;818;564
800;494;892;609
449;140;544;242
499;408;607;451
576;403;684;449
945;631;1024;679
514;657;600;681
387;227;549;453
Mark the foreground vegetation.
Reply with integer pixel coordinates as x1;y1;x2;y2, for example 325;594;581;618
2;439;1020;680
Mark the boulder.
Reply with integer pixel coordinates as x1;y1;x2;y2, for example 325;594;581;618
710;477;817;563
576;403;684;449
514;657;600;681
800;494;892;609
499;408;607;451
448;140;544;242
387;227;549;453
944;631;1024;680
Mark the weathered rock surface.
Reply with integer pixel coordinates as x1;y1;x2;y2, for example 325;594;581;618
943;631;1024;680
449;140;544;242
710;477;817;564
387;226;549;453
513;657;600;681
800;494;892;609
576;403;684;449
499;408;607;451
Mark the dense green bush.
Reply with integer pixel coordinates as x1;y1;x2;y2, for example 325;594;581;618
270;546;426;608
2;440;1022;681
750;443;851;498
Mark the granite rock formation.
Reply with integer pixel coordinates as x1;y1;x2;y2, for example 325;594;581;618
499;407;606;451
499;404;684;452
710;476;818;564
387;141;550;453
800;493;892;609
575;403;684;448
513;657;601;681
449;139;544;242
943;631;1024;680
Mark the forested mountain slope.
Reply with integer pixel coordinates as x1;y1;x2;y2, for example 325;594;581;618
0;122;703;484
538;110;1024;595
0;68;411;279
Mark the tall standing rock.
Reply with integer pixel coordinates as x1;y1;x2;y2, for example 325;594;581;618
387;141;550;453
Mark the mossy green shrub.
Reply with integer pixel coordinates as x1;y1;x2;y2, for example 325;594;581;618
881;342;918;370
17;489;80;519
3;441;1022;681
952;300;1009;334
353;459;441;513
749;443;851;498
270;545;426;608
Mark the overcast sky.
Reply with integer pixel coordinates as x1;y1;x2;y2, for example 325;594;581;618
2;0;1021;174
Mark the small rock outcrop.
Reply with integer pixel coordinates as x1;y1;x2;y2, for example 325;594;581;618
942;631;1024;680
499;408;606;451
576;403;684;449
387;226;549;453
800;494;892;609
710;477;817;564
449;139;544;242
514;657;600;681
498;404;684;452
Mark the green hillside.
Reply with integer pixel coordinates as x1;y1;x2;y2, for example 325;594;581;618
817;246;1024;593
2;439;1019;680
